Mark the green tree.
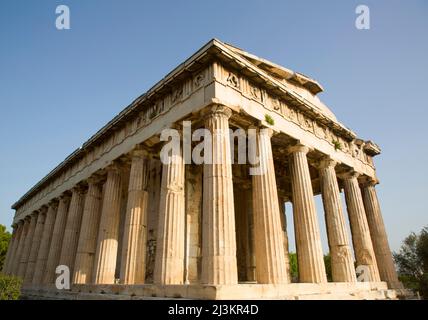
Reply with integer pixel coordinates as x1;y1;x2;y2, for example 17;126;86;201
289;253;298;282
0;274;22;300
0;225;12;271
393;226;428;299
288;252;333;282
324;253;332;282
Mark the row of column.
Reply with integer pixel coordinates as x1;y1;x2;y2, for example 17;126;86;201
2;158;149;286
146;105;400;288
287;144;400;287
2;104;401;290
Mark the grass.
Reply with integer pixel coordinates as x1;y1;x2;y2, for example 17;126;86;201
265;114;275;125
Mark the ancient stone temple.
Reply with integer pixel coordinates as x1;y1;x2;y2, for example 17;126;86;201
3;39;403;299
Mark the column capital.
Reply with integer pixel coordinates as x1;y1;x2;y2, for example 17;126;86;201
30;211;39;218
58;192;71;202
169;122;184;134
147;150;160;161
201;104;232;120
105;161;124;173
129;144;149;159
316;156;338;169
338;170;360;180
48;199;58;210
287;143;311;155
248;123;278;137
360;177;379;188
71;184;88;195
85;173;105;186
37;206;48;215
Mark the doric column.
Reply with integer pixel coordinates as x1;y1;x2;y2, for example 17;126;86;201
251;128;288;284
201;105;238;285
318;158;356;283
10;221;27;275
24;207;47;284
288;144;327;283
154;139;185;285
58;186;86;277
17;214;38;278
93;163;123;284
3;224;18;274
362;181;402;288
42;197;68;285
342;172;380;282
33;201;58;285
120;147;149;284
73;177;103;284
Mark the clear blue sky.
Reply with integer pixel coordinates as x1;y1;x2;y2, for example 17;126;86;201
0;0;426;253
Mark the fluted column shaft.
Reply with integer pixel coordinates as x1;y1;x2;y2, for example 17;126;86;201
154;143;185;285
289;145;327;283
10;221;27;275
362;183;402;288
73;178;103;284
33;202;58;285
17;215;37;278
59;187;86;277
343;173;380;282
93;164;123;284
319;159;356;283
11;223;27;275
3;225;18;274
252;128;288;284
24;209;47;284
42;198;68;285
120;148;149;284
201;106;238;285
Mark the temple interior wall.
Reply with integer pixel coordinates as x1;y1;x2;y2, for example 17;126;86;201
115;166;130;280
145;158;162;283
184;164;202;283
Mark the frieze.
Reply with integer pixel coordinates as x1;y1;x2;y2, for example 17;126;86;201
249;83;263;102
271;97;280;111
193;72;205;89
220;64;374;168
171;86;183;104
227;72;240;89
